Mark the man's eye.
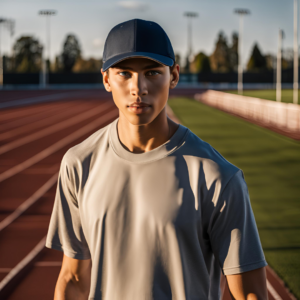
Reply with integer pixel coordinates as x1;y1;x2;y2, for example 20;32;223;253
118;70;160;77
119;71;129;76
148;70;159;76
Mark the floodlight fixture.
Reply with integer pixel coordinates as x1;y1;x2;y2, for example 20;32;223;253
234;9;250;15
39;10;57;16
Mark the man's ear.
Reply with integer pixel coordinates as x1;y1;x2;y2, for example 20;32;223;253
101;68;112;92
170;63;180;89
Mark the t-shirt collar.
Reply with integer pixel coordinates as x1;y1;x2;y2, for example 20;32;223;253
109;117;189;163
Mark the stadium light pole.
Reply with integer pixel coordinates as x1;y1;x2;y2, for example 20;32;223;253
294;0;299;104
7;19;15;58
234;9;250;95
0;18;8;88
39;10;57;87
276;29;284;102
183;12;199;71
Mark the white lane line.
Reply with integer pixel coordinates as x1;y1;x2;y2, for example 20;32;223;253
0;108;119;183
0;103;63;124
35;261;62;267
0;172;58;232
0;102;79;137
0;101;113;154
0;236;46;292
267;279;283;300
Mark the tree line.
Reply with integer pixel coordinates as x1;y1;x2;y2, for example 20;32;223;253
3;31;294;73
3;34;101;73
186;31;293;73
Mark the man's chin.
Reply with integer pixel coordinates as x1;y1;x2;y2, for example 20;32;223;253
121;112;156;127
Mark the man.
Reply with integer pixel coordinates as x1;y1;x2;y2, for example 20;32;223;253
46;19;268;300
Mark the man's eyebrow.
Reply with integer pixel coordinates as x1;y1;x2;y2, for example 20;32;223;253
114;63;164;70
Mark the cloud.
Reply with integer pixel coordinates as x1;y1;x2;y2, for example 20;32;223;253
117;1;149;12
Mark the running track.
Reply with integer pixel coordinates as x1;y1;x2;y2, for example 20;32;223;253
0;89;296;300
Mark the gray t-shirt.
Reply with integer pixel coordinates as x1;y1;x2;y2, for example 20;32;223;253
46;117;267;300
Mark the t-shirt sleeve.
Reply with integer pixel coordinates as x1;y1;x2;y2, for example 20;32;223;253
208;169;267;275
45;151;91;260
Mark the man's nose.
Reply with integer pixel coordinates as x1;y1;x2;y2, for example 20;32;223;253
130;73;148;97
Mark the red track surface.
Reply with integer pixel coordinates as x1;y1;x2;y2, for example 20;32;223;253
0;89;296;300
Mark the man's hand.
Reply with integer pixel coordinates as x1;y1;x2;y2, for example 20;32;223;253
54;254;92;300
226;267;268;300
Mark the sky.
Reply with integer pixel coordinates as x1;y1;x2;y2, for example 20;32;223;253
0;0;297;69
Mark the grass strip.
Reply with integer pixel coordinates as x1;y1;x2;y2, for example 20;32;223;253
224;89;299;104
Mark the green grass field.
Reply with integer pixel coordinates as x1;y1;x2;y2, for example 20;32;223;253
225;89;299;104
168;97;300;298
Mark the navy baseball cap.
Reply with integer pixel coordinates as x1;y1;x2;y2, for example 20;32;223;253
102;18;175;71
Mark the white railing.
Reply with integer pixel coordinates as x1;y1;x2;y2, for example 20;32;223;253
194;90;300;133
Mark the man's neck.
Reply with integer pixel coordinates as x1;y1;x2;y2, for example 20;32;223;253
117;109;179;154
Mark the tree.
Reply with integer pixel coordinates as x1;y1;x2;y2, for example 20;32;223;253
53;55;62;72
61;34;81;72
264;49;293;71
190;52;211;73
72;57;102;72
3;55;14;72
229;32;238;72
13;36;43;73
247;43;267;71
265;53;276;70
209;31;232;72
183;55;190;73
282;48;293;69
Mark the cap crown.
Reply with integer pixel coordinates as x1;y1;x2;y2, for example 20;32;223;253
102;19;175;70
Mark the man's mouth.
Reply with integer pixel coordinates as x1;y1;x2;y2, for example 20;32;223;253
128;103;151;107
127;104;151;114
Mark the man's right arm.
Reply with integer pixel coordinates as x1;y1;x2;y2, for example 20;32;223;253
54;254;92;300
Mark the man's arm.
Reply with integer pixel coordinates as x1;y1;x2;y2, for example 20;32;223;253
54;254;92;300
226;266;268;300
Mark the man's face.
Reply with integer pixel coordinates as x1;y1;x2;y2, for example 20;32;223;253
101;57;178;126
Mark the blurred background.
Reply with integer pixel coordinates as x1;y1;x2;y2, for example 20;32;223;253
0;0;298;92
0;1;299;300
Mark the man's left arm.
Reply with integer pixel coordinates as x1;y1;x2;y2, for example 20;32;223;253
207;169;268;299
226;266;268;300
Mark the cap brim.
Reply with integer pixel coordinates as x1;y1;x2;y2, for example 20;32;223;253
102;52;174;71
